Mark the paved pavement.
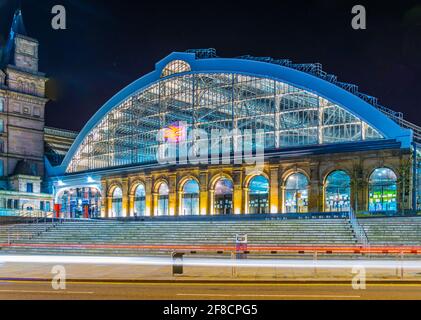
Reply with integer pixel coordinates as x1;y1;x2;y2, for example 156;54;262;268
0;255;420;282
0;280;420;300
0;254;419;299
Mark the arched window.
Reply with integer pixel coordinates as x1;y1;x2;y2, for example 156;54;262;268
324;170;351;212
248;176;269;214
134;184;146;216
161;60;191;78
369;168;397;212
284;173;309;213
181;179;200;215
112;187;123;217
157;183;169;216
214;178;233;215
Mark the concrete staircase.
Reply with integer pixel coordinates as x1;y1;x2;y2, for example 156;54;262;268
0;219;357;256
360;217;421;246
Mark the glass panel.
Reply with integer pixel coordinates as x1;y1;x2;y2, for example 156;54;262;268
248;175;269;214
285;173;309;213
369;168;397;212
112;187;123;217
161;60;191;78
214;178;233;215
324;170;351;212
158;183;169;216
134;184;146;216
67;73;384;173
417;149;421;211
182;180;199;215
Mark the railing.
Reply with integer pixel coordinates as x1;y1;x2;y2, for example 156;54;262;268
5;212;57;245
0;209;54;219
348;208;369;247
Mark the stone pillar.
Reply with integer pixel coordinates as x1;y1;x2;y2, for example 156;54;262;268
232;169;243;215
107;196;112;218
129;195;135;217
269;166;279;214
199;171;209;215
143;177;152;217
168;174;177;216
360;180;369;213
209;190;215;215
278;167;285;213
243;187;249;214
308;164;321;213
100;180;108;218
152;192;159;216
121;178;129;217
178;190;184;216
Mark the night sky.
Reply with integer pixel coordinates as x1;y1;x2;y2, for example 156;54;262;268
1;0;420;130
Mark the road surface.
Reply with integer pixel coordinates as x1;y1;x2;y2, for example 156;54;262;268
0;280;420;300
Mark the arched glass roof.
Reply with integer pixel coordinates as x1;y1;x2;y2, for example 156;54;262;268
55;51;413;175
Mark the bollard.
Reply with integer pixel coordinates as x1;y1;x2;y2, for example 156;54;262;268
400;251;404;280
231;252;237;278
172;252;184;276
313;251;318;276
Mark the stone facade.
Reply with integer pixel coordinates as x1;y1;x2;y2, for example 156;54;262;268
99;148;412;217
0;10;51;215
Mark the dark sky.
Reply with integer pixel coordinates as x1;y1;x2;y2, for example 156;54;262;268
1;0;421;130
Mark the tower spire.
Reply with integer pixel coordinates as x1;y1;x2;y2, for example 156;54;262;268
10;8;27;36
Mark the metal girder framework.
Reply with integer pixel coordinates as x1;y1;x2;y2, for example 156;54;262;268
67;73;384;173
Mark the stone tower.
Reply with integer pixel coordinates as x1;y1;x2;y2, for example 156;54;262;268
0;9;48;189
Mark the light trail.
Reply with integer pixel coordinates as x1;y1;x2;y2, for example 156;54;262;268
0;243;420;254
0;255;420;270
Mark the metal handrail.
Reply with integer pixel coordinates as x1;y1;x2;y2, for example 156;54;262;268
348;208;369;247
5;211;57;245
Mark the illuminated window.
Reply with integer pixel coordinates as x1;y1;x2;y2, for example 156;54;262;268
112;187;123;217
324;170;351;212
157;183;169;216
369;168;397;212
181;179;199;215
134;184;146;216
214;178;233;215
161;60;191;78
0;160;4;176
248;176;269;214
284;173;309;213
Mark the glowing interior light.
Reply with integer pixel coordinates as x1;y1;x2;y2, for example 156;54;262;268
57;180;65;187
163;122;186;143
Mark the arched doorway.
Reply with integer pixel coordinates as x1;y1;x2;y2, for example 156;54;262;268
284;173;309;213
181;179;200;215
324;170;351;212
248;175;269;214
214;178;233;215
112;187;123;217
157;183;169;216
134;184;146;216
58;187;101;219
369;168;397;212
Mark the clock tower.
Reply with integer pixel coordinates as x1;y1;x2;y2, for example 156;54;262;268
0;8;50;211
